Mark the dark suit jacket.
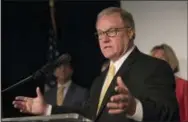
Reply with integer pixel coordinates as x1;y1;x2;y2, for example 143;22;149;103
44;82;89;107
51;47;179;122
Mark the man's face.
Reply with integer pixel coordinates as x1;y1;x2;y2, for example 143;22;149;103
96;13;133;61
151;49;166;61
53;65;72;85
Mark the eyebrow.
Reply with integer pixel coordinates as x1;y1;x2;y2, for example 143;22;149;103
97;27;121;32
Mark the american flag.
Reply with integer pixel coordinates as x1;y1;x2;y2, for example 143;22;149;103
45;28;60;92
47;29;59;63
44;0;59;92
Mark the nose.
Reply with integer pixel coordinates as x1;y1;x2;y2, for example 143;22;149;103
100;34;110;43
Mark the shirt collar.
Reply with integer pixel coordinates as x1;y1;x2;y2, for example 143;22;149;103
57;80;72;88
110;45;135;73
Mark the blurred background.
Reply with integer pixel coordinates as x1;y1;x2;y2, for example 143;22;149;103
2;0;120;117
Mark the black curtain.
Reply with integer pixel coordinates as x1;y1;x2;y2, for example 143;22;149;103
2;1;120;117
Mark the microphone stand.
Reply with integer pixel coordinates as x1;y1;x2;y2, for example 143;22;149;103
2;63;52;93
2;75;33;93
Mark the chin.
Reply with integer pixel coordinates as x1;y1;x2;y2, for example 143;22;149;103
103;54;114;59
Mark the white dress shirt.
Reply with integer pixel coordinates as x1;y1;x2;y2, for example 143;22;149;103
46;46;143;121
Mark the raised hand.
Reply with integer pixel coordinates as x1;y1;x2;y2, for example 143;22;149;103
107;77;136;115
12;87;48;115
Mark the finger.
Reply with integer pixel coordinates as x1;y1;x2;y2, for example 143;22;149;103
13;100;32;114
108;109;124;114
115;86;128;94
20;109;26;113
36;87;42;98
107;102;118;109
14;104;25;110
107;102;127;109
116;77;127;89
110;94;128;102
15;96;26;101
13;100;25;105
13;101;26;110
20;109;30;114
20;107;30;113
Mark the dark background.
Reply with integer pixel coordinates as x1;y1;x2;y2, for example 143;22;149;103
2;0;120;118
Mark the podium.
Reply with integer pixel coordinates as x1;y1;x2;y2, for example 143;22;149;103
2;113;93;122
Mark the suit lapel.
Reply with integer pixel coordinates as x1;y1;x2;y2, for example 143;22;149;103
91;69;109;119
96;47;140;118
63;83;75;106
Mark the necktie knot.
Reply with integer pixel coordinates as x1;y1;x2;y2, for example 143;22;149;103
58;85;64;92
108;63;115;77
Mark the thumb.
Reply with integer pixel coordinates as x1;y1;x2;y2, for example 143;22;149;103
36;87;43;98
116;76;126;88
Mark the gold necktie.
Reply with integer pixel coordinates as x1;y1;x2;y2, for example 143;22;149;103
56;86;65;106
97;63;115;114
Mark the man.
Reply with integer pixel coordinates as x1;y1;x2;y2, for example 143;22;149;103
13;7;179;122
44;53;88;108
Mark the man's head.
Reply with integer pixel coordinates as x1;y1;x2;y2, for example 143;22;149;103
150;44;179;73
53;54;73;85
95;7;136;61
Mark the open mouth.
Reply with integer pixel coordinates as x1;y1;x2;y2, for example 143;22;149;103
104;46;112;49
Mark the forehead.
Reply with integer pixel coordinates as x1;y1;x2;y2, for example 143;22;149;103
152;49;165;56
55;65;64;72
96;13;124;31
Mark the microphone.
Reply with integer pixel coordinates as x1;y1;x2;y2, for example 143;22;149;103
2;53;72;93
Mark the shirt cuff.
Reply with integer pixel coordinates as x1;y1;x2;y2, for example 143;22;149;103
126;98;143;121
45;104;52;116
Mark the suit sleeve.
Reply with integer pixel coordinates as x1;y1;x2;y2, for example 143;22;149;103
141;61;179;121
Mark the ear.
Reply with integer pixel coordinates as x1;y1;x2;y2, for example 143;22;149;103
127;29;134;40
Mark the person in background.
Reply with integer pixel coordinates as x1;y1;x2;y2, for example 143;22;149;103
151;43;188;122
13;7;179;122
44;53;89;108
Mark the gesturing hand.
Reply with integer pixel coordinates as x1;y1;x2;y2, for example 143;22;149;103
107;77;136;115
12;87;48;115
